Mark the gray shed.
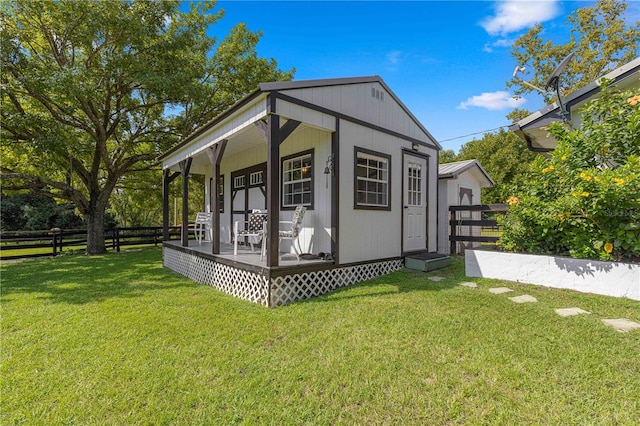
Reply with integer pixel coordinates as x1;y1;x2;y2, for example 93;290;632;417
437;159;494;254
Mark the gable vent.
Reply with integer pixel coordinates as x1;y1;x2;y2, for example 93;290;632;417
371;87;385;102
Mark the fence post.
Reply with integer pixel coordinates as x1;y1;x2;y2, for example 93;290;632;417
116;228;121;252
50;228;61;256
450;208;457;255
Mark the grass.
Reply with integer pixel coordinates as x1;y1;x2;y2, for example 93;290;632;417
2;248;639;424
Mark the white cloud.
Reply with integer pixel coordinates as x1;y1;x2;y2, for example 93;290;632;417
480;0;560;36
386;50;402;65
493;38;514;47
457;91;526;111
483;38;515;53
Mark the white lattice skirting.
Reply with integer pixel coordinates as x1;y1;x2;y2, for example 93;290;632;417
163;246;404;307
270;259;404;306
163;247;269;306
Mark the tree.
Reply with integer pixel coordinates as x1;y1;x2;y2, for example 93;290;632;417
506;0;639;121
1;0;293;253
176;22;295;137
106;170;163;228
107;170;206;228
438;149;457;164
454;129;539;204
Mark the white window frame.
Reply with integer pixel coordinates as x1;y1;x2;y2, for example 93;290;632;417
355;148;391;210
282;150;313;209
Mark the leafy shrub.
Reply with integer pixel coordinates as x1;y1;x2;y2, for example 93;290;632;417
499;81;640;262
0;193;85;231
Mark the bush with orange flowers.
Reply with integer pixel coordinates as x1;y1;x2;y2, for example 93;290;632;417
499;81;640;262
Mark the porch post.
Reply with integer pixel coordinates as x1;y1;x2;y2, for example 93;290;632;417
179;158;192;247
163;169;170;241
162;169;180;241
206;140;227;255
331;118;340;263
266;97;280;267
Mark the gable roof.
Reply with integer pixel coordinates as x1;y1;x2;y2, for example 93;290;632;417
160;75;439;161
510;57;640;152
438;159;494;187
258;76;381;92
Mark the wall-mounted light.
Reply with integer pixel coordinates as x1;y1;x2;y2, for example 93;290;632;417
324;155;334;175
412;143;420;151
324;155;334;188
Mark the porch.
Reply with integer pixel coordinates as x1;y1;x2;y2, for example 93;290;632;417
163;239;328;270
163;240;404;307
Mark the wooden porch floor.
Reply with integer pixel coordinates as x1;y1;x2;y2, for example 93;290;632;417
163;240;329;269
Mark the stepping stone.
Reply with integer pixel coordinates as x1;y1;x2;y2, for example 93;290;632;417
459;281;478;288
509;295;538;303
428;276;445;282
489;287;513;294
602;318;640;333
555;307;591;317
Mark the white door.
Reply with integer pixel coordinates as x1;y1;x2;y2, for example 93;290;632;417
403;155;428;252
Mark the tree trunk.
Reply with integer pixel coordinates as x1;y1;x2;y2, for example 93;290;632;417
86;206;107;255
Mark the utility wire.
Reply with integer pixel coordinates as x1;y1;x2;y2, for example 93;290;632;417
439;125;509;143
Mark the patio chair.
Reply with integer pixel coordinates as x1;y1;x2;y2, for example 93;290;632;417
233;209;268;258
279;205;307;261
191;212;213;244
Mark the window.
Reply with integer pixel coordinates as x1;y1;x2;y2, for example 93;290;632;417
282;150;313;209
355;148;391;210
233;175;245;190
209;175;224;212
249;171;263;186
407;163;422;206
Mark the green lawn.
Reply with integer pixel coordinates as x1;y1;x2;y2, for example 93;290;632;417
2;249;639;425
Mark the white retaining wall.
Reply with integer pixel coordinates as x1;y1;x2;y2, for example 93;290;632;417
465;248;640;300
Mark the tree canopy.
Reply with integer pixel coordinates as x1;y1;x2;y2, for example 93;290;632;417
440;130;539;204
1;0;293;253
506;0;639;121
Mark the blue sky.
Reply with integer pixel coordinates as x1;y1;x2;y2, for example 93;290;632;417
204;1;640;152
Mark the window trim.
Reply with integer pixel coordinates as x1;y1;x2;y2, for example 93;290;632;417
353;147;392;211
281;149;314;210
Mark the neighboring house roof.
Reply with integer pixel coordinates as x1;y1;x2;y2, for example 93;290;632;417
438;159;494;188
510;57;640;152
160;75;439;161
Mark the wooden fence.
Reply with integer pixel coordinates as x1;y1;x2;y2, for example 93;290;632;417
0;226;182;260
449;204;507;255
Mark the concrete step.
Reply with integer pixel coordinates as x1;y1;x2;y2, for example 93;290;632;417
404;252;451;272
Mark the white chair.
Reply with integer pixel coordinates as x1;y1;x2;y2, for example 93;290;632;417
234;210;267;258
191;212;212;244
279;205;307;261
